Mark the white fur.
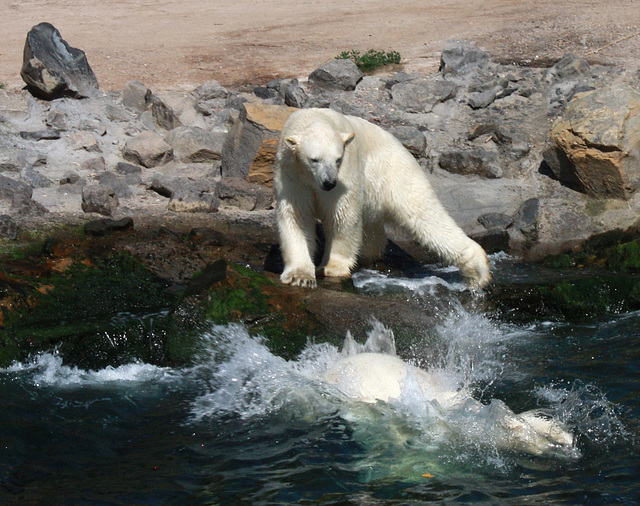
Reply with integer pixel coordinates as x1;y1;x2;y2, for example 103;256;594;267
274;108;491;289
324;352;575;457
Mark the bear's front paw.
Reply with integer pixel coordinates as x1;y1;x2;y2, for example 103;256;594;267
281;267;317;288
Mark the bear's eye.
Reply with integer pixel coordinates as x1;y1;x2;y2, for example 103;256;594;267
310;157;320;164
336;157;343;167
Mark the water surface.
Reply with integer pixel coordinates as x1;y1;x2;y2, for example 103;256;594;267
1;260;638;504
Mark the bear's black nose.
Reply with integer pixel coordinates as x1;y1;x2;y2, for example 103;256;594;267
321;180;337;191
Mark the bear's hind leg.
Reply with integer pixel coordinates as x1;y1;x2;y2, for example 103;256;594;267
388;174;491;289
321;235;360;278
320;222;362;278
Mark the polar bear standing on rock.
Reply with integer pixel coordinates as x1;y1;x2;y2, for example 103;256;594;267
274;108;491;289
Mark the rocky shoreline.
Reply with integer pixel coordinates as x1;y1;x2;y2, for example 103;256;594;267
3;33;640;261
3;25;640;368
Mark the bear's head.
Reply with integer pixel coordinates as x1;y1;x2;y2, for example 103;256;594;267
284;122;355;192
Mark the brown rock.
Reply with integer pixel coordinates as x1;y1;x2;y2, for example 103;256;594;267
545;85;640;199
244;104;294;187
222;103;294;180
248;138;278;187
244;102;296;133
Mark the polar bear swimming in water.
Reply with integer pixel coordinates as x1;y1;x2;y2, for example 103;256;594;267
274;108;491;289
323;342;575;458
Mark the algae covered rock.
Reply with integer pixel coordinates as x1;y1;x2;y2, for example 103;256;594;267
0;226;446;368
0;249;179;369
491;234;640;321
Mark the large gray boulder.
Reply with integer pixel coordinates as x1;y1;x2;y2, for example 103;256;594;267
21;22;99;99
439;40;491;76
309;59;363;92
391;78;457;113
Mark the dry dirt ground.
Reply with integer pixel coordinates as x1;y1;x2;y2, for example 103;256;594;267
1;0;639;92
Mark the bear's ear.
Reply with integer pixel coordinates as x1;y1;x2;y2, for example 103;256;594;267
342;132;355;146
284;135;300;150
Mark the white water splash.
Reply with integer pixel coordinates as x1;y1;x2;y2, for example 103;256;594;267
5;351;175;387
189;324;341;422
352;268;466;294
185;318;583;475
351;252;512;295
535;380;633;446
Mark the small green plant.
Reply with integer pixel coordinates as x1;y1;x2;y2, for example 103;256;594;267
337;49;401;72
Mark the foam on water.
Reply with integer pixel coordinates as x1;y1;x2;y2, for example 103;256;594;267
352;267;466;294
351;252;513;295
4;351;176;388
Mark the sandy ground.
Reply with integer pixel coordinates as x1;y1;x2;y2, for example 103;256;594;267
1;0;639;92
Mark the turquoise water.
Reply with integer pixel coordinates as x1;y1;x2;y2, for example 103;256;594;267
1;261;638;504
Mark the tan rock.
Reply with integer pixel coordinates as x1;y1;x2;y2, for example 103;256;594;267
244;102;296;133
123;130;173;168
248;138;278;187
71;130;100;152
546;85;640;200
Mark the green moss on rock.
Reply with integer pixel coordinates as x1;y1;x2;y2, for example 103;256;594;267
544;276;640;318
199;264;323;360
544;231;640;272
0;251;180;368
608;240;640;272
544;254;575;269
